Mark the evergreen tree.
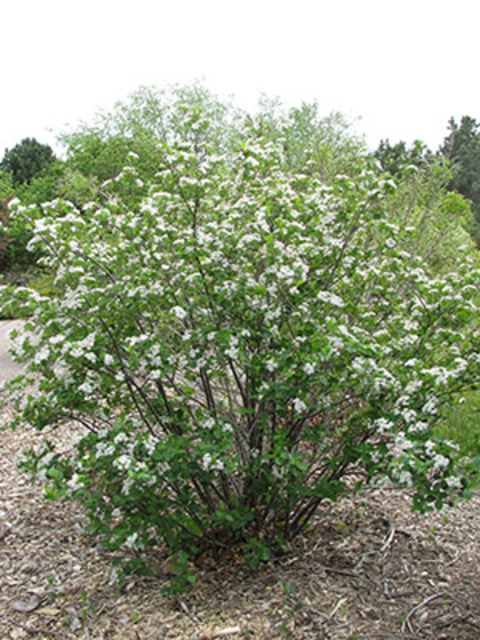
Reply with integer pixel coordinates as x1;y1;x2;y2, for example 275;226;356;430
374;139;430;177
440;116;480;242
1;137;56;185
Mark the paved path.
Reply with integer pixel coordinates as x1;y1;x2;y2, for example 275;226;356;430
0;320;25;382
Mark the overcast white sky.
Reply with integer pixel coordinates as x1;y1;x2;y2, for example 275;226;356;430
1;0;478;157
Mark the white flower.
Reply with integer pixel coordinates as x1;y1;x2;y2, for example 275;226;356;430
303;363;315;375
277;265;295;280
375;418;394;435
328;337;344;354
317;291;345;307
172;306;187;320
78;381;93;395
225;346;238;359
409;421;428;433
201;453;212;470
34;346;50;365
425;439;436;456
401;408;417;424
124;532;138;548
395;433;414;451
203;418;215;430
398;470;413;487
446;476;462;489
157;462;170;475
266;359;277;372
122;477;134;494
423;397;438;415
95;442;115;458
113;454;131;471
293;398;307;413
433;454;449;470
67;473;82;491
104;354;114;366
145;435;159;455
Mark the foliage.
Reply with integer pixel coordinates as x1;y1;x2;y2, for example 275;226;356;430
2;91;480;587
59;85;365;200
438;390;480;481
14;160;65;205
378;158;476;272
0;165;62;273
439;116;480;244
0;141;66;272
374;139;431;178
59;83;242;186
1;138;56;185
0;172;14;270
249;96;366;182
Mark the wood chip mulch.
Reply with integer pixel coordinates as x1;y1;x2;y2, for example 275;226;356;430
1;406;479;640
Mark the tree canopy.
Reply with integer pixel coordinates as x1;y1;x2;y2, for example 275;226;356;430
1;137;56;185
374;139;431;177
439;116;480;243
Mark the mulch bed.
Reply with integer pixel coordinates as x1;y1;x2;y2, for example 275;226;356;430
1;406;479;640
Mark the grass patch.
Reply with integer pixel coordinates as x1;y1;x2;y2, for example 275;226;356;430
437;390;480;486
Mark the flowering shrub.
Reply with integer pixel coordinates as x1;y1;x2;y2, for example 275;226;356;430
2;103;480;584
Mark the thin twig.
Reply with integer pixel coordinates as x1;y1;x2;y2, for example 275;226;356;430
444;549;465;567
401;591;450;633
366;635;422;639
1;616;65;637
437;614;480;630
381;527;396;552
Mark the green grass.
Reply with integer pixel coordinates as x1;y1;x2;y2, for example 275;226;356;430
437;390;480;485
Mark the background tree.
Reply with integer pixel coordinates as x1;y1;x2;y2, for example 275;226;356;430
439;116;480;243
1;137;56;185
0;171;14;271
374;139;431;177
379;158;475;272
247;96;366;182
60;86;367;200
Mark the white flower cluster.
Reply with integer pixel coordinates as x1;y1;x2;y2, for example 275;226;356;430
171;306;187;320
201;453;224;471
374;418;395;435
293;398;307;413
67;473;83;491
316;291;345;307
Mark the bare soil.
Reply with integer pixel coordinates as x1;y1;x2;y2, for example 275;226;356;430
1;408;479;640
